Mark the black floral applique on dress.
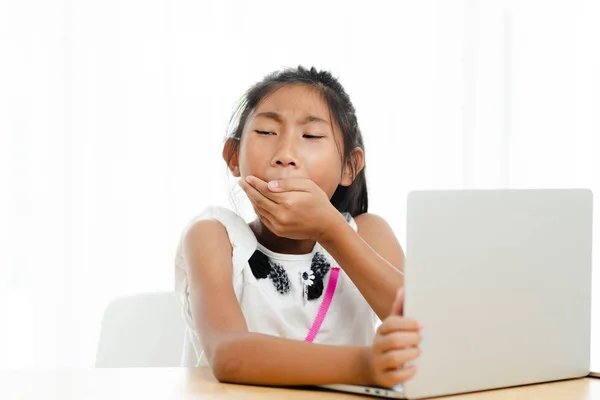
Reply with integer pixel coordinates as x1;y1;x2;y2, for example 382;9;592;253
248;249;332;301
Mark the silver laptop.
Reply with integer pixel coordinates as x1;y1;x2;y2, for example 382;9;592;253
320;189;593;398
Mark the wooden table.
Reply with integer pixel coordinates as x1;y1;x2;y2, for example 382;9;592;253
0;368;598;399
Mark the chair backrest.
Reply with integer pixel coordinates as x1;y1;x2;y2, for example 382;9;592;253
96;291;186;367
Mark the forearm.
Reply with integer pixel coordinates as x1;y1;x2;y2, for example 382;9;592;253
319;214;404;319
210;332;371;386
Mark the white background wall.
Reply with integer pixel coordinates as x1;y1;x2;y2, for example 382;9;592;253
1;0;598;369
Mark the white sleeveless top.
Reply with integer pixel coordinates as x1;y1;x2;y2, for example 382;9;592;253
174;206;379;367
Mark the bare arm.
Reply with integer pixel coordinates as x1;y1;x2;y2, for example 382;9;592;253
236;176;405;321
183;219;373;386
319;213;405;320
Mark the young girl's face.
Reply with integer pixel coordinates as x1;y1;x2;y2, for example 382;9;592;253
236;84;351;199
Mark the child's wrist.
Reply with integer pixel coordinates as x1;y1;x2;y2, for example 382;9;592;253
316;208;348;245
358;346;376;386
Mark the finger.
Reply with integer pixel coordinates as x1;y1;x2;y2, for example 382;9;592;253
254;206;277;232
245;176;283;202
251;200;277;224
391;288;404;316
266;178;314;193
239;179;278;212
380;365;418;388
377;348;421;370
373;331;421;352
377;316;422;335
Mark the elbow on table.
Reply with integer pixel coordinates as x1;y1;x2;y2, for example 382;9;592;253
209;340;244;383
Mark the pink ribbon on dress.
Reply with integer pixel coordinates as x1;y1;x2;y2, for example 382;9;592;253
305;267;340;343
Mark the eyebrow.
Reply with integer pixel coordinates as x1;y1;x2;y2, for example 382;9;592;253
254;111;330;125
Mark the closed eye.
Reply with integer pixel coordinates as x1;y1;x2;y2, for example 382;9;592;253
255;130;275;135
303;134;325;139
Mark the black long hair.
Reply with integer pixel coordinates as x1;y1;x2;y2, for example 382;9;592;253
225;66;368;217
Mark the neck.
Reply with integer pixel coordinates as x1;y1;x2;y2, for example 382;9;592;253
249;219;316;255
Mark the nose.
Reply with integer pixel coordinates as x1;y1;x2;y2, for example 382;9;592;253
271;136;298;167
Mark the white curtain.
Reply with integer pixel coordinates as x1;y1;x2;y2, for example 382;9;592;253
1;0;598;368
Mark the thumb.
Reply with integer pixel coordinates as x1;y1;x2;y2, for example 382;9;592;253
391;288;404;316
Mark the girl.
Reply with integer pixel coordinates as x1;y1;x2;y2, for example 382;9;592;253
174;66;422;388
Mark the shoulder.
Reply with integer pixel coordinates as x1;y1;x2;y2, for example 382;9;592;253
183;219;232;261
180;206;256;250
176;205;257;279
354;212;393;232
354;213;405;270
182;206;239;246
354;213;398;243
181;213;237;284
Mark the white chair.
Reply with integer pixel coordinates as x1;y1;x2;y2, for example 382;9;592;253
96;291;186;367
